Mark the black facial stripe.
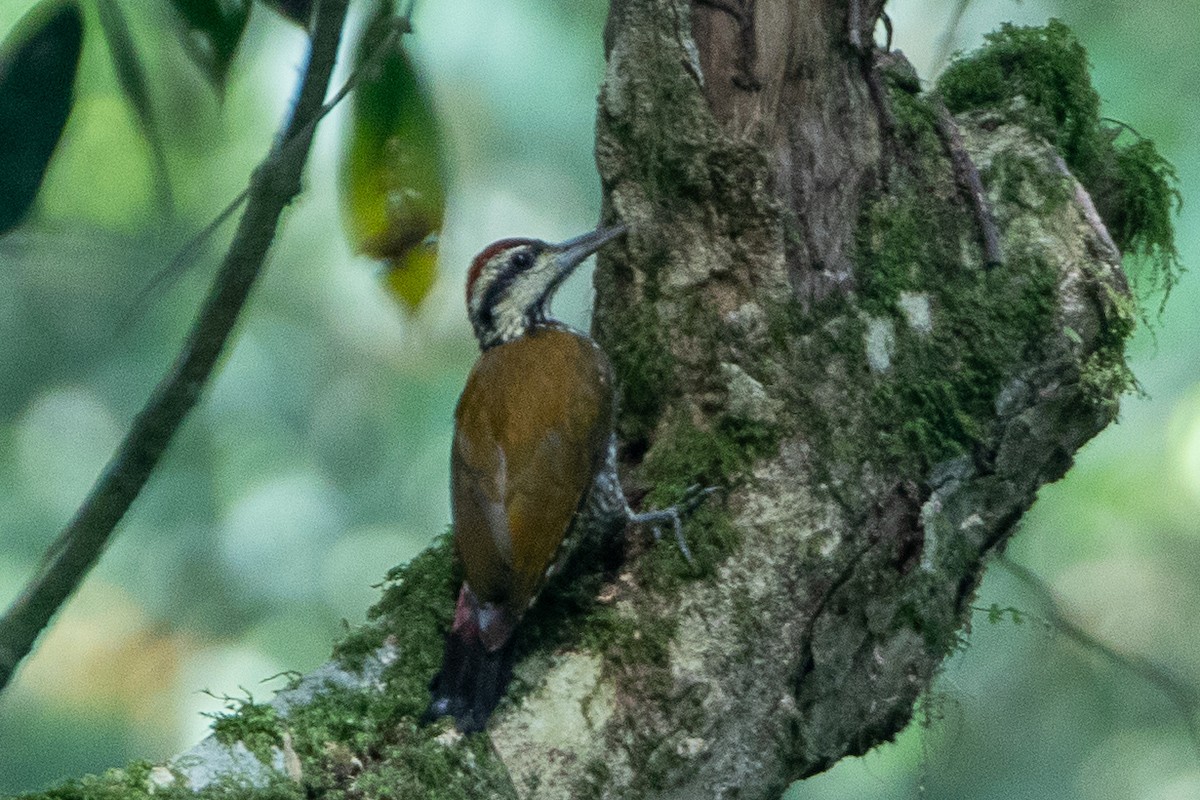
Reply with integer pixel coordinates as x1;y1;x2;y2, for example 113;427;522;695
478;265;517;327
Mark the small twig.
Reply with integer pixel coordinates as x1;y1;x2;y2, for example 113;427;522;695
863;64;893;191
932;97;1003;268
1100;116;1146;140
117;187;250;333
796;530;886;683
1051;153;1122;264
122;15;411;326
0;0;352;695
998;555;1200;761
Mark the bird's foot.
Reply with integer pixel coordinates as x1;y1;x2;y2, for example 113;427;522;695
628;485;718;564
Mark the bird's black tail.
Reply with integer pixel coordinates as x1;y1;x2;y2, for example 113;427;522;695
424;587;517;733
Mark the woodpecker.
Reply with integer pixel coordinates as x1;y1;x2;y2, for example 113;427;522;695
425;223;708;732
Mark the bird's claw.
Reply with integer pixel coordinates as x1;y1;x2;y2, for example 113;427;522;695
679;484;718;515
631;485;718;565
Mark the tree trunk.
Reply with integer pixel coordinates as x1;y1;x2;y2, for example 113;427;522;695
516;0;1128;794
36;2;1134;799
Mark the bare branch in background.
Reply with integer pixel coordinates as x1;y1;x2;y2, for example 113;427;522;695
933;0;974;72
997;555;1200;760
121;14;410;329
0;0;351;696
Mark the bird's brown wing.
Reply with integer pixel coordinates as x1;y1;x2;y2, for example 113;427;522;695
451;328;613;622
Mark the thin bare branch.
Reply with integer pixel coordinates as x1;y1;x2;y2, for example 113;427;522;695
932;0;973;73
997;555;1200;760
0;0;352;695
1051;152;1122;263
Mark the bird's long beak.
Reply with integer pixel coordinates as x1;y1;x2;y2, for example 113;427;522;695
551;223;628;275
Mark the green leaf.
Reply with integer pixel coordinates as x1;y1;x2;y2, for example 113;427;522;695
0;0;83;236
340;0;447;311
167;0;251;93
258;0;312;27
96;0;174;214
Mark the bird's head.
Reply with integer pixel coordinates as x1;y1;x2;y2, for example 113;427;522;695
464;224;627;349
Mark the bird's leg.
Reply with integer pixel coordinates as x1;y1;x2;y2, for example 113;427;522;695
627;484;718;564
588;436;716;563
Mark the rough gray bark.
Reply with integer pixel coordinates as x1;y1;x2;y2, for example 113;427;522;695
31;2;1134;799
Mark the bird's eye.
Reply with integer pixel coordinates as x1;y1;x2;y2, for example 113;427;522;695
510;250;533;270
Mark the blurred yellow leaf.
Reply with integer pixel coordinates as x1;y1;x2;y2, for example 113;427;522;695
383;237;439;311
340;0;446;313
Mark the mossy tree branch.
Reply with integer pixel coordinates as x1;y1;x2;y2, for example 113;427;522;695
0;0;351;695
16;2;1174;800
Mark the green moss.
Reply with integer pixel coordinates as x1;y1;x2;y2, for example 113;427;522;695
642;413;777;502
26;764;155;800
605;300;677;447
845;78;1059;473
286;714;512;800
367;542;458;718
939;20;1101;171
893;574;974;656
604;34;717;205
344;736;505;800
22;766;306;800
1079;281;1139;406
878;253;1058;472
981;151;1072;212
42;535;510;800
575;608;685;796
209;696;284;765
575;600;710;796
886;78;944;160
631;412;774;586
856;191;942;316
856;88;975;317
570;757;612;800
333;534;456;714
1099;136;1184;307
590;606;675;673
204;669;510;799
938;20;1182;309
1079;351;1135;409
785;77;1066;483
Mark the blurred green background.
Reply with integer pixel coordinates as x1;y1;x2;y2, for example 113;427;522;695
0;0;1195;797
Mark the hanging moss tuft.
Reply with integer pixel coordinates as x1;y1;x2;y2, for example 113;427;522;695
938;20;1182;309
